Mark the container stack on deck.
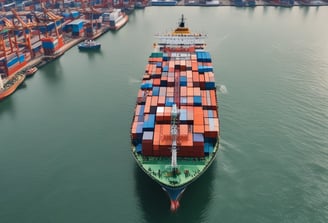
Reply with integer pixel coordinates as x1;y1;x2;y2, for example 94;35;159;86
131;51;219;158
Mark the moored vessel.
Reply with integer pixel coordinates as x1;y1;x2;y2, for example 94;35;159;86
78;39;101;51
25;67;38;77
107;9;129;31
130;15;220;211
0;73;25;100
151;0;178;5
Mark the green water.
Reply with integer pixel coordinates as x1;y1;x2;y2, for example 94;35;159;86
1;6;328;223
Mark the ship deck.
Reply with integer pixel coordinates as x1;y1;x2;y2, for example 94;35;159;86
132;140;219;188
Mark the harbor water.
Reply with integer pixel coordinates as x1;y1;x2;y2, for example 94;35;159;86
1;6;328;223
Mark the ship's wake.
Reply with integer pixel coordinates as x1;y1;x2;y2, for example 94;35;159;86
217;84;228;94
129;77;142;85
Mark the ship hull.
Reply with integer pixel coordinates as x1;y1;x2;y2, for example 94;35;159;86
78;45;101;51
0;74;25;100
25;67;38;77
109;15;129;31
151;1;177;6
132;140;219;210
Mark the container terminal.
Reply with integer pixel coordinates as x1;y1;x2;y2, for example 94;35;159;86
0;0;327;100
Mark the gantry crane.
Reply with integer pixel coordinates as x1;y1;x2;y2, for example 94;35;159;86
0;17;30;77
32;6;65;52
10;9;37;57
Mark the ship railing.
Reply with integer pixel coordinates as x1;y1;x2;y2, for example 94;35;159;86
155;35;206;45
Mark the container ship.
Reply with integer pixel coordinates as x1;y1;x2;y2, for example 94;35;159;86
130;15;220;211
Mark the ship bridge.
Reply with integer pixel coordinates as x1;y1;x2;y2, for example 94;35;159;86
155;34;206;46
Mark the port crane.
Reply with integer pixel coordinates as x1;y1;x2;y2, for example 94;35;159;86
0;16;31;77
0;18;18;58
79;6;102;38
30;6;65;54
10;9;37;57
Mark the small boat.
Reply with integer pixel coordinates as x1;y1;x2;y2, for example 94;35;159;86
78;40;101;51
25;67;38;77
0;73;26;100
151;0;178;6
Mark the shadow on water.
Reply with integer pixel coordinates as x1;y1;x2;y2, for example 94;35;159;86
0;97;16;118
41;61;64;84
134;159;217;223
78;50;104;61
300;5;310;17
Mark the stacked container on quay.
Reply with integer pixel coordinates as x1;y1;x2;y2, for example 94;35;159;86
131;15;220;211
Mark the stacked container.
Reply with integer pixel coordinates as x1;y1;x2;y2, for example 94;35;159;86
68;19;84;37
41;36;64;55
131;50;219;158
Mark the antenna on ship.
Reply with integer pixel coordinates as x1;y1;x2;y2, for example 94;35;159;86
170;103;179;175
179;14;185;28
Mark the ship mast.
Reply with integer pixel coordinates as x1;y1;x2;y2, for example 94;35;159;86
170;103;179;174
0;75;4;90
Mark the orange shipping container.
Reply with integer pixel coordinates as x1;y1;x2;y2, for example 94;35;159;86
191;61;198;71
187;96;194;106
179;124;189;137
151;96;158;106
144;97;151;114
187;70;192;78
180;86;187;97
193;124;205;133
193;107;204;125
156;67;161;74
187;87;193;96
193;87;201;96
163;107;172;122
153;78;160;86
210;90;217;108
158;96;166;106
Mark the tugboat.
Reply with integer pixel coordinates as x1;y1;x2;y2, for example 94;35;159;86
25;67;38;77
0;73;26;100
78;39;101;51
